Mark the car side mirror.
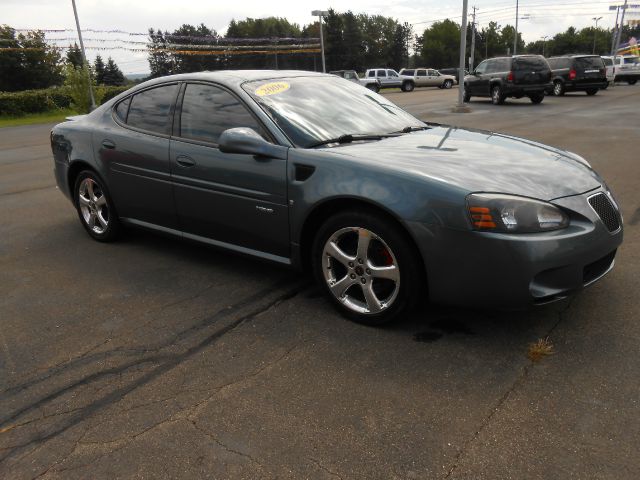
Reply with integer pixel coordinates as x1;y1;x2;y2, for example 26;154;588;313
218;127;287;160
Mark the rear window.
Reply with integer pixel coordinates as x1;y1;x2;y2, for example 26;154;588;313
403;69;415;76
624;56;639;64
574;57;604;70
548;57;571;69
513;56;549;71
127;84;178;134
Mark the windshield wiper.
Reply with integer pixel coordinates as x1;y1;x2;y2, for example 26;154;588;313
307;133;400;149
393;125;432;134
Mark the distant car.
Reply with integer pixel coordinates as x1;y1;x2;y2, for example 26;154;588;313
364;68;414;92
437;67;469;84
464;55;551;105
601;56;615;88
330;70;381;92
547;55;608;96
50;70;623;325
601;55;640;85
398;68;456;89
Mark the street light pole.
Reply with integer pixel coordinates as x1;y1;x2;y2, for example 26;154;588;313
514;0;519;55
470;6;477;71
453;0;471;113
592;16;602;54
613;0;628;57
71;0;96;110
311;10;329;73
541;35;548;56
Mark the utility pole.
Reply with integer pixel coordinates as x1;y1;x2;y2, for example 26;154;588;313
613;0;628;57
453;0;471;113
71;0;96;110
514;0;519;55
611;6;621;54
592;16;602;54
311;10;329;73
541;35;548;56
470;7;477;71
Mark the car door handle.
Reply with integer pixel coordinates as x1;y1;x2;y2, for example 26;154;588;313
175;155;196;168
101;139;115;149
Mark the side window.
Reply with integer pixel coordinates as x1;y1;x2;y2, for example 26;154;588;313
388;70;399;77
345;72;356;80
475;61;488;74
368;71;375;77
403;69;415;76
180;83;263;145
417;70;427;77
127;84;179;134
377;70;387;77
114;97;130;122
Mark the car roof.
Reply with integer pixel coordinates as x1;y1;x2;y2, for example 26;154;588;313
133;70;329;91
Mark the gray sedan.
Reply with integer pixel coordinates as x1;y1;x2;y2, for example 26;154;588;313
50;71;623;325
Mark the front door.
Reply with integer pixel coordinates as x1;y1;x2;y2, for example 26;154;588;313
170;83;289;259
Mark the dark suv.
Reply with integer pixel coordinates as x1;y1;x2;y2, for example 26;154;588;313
463;55;552;105
547;55;607;96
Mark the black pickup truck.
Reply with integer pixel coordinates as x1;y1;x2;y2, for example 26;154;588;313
463;55;552;105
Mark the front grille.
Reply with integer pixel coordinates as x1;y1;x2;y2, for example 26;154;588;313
588;193;620;232
584;250;616;285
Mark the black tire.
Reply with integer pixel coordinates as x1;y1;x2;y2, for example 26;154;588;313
529;92;544;104
311;210;423;326
628;79;637;85
401;81;415;92
463;84;471;102
585;88;598;96
443;79;453;89
552;80;565;96
74;170;120;242
367;84;380;93
601;82;609;90
491;85;505;105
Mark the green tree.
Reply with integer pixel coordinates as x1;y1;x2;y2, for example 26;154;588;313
93;55;106;84
66;43;83;69
419;20;460;68
63;63;103;113
147;28;173;78
0;25;23;91
499;25;525;55
103;57;125;86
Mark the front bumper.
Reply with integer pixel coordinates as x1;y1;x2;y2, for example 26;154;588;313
409;189;623;309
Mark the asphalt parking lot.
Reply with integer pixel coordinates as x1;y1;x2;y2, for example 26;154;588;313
1;85;639;479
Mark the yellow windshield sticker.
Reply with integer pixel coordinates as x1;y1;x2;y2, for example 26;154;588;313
255;82;290;97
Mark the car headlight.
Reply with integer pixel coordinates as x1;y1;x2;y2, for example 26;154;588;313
466;193;569;233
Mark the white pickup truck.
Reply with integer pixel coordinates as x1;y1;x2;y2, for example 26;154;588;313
602;55;640;85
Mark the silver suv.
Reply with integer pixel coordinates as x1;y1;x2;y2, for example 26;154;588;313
364;68;415;92
399;68;456;89
330;70;381;92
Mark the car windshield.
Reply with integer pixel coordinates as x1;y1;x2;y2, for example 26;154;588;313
243;76;424;148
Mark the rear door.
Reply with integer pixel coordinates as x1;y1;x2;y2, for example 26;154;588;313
415;69;427;86
169;82;289;258
512;56;551;87
97;83;180;228
573;56;606;85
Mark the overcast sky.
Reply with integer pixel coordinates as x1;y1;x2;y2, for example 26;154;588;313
3;0;634;74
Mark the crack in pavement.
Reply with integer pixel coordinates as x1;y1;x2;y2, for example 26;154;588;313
189;419;264;469
309;457;345;480
442;299;574;479
0;282;307;471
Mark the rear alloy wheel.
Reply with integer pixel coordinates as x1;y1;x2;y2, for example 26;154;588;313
402;81;415;92
491;85;505;105
312;211;422;325
585;88;598;96
529;92;545;104
74;170;120;242
553;81;565;96
443;79;453;89
367;84;380;93
628;79;637;85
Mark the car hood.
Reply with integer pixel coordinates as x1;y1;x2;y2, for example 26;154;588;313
329;126;602;200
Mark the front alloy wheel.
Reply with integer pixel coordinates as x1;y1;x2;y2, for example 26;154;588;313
553;81;564;96
313;210;422;325
491;85;505;105
322;227;400;315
